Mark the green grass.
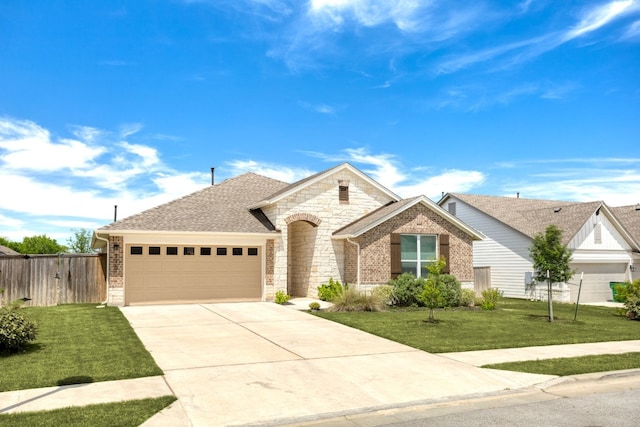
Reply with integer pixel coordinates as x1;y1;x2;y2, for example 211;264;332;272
0;304;162;392
312;299;640;353
0;395;176;427
483;352;640;376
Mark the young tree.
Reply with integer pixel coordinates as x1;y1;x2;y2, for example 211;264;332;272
419;257;447;323
67;228;95;253
529;225;574;322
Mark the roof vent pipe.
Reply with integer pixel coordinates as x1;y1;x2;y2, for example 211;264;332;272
114;205;117;222
635;204;640;211
517;192;520;198
211;167;215;185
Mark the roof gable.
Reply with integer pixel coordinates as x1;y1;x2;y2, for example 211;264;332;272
250;162;400;209
97;172;289;234
442;193;640;249
610;204;640;248
334;195;483;240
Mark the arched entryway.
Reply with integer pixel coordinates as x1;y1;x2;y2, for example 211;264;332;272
285;213;321;297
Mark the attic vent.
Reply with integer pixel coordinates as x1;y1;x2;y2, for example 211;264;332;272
448;202;456;216
338;180;349;203
635;204;640;211
554;207;562;213
594;223;602;244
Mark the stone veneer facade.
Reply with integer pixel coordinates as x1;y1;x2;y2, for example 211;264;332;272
262;169;395;298
344;204;475;286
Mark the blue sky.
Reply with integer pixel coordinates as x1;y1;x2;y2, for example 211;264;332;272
1;0;639;244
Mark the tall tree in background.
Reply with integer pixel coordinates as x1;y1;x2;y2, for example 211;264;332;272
19;235;67;254
67;228;95;253
529;225;574;322
0;237;21;252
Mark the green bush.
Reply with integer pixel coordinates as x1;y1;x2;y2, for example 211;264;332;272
308;301;321;311
481;288;502;311
439;274;461;307
317;278;346;302
328;286;386;312
388;273;426;307
460;289;476;307
0;301;37;353
274;290;291;305
620;279;640;320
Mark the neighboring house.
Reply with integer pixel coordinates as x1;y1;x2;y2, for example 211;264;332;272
92;163;482;306
610;204;640;282
0;245;19;255
438;193;640;303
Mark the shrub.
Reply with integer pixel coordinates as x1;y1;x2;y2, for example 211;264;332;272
0;300;37;353
328;286;386;312
308;301;321;311
438;274;461;308
388;273;425;307
371;284;396;305
274;290;291;304
317;278;346;302
460;289;476;307
481;288;502;310
620;279;640;320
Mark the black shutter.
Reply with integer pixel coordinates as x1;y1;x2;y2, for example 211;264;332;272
390;233;402;279
439;234;450;274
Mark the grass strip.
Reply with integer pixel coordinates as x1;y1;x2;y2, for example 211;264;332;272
312;299;640;353
483;352;640;376
0;304;162;392
0;395;176;427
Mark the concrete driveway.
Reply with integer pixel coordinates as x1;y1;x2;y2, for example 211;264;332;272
121;302;553;426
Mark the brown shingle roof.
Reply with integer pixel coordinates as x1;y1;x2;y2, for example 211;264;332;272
449;193;604;244
333;198;417;237
610;204;640;245
99;172;289;233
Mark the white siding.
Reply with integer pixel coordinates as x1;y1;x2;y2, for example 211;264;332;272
454;199;533;299
570;211;632;252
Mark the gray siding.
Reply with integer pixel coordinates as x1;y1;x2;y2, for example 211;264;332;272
454;200;532;298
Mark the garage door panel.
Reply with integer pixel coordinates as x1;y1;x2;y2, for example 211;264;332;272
125;245;262;304
570;263;628;303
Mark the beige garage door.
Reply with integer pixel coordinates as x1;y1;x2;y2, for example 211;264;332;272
570;263;628;303
125;244;262;304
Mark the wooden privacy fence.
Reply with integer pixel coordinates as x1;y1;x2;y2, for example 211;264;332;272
0;254;106;307
473;266;491;294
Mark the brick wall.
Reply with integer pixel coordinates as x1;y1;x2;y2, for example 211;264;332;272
348;204;474;286
108;235;124;305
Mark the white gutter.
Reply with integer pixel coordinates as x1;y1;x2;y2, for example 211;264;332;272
346;237;361;287
94;233;109;306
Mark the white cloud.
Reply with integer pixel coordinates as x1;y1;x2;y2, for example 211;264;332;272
119;122;144;138
565;0;636;40
394;170;486;199
226;159;314;183
0;118;106;172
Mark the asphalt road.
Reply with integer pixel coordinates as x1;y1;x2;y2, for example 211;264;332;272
289;371;640;427
387;387;640;426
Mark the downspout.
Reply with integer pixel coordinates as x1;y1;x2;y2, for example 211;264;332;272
94;233;109;307
346;237;361;288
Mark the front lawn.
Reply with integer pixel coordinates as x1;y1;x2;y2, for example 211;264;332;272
0;304;162;392
312;299;640;353
0;396;176;427
483;352;640;376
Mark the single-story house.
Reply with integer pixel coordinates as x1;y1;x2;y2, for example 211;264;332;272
610;204;640;282
92;163;482;306
438;193;640;303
